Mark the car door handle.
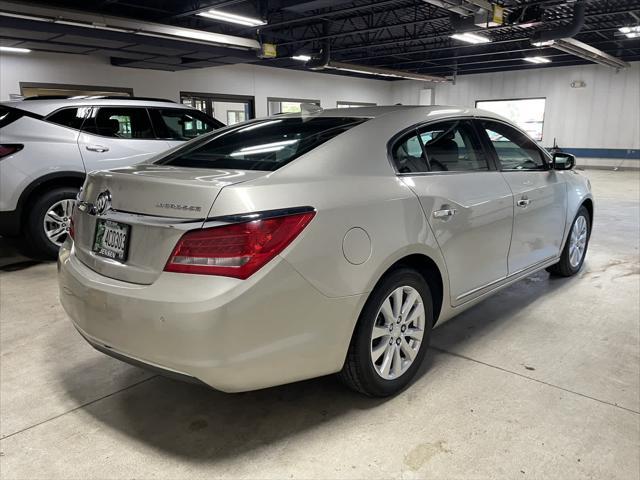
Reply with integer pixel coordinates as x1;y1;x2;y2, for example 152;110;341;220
517;198;531;207
86;145;109;152
433;208;457;219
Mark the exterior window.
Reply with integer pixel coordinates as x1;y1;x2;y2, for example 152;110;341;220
82;107;154;139
149;108;222;140
480;120;546;170
392;133;428;173
267;98;320;115
46;107;90;130
420;120;488;172
227;110;246;124
157;117;367;171
476;98;546;141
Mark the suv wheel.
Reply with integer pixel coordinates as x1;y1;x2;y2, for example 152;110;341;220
339;268;433;396
25;187;77;260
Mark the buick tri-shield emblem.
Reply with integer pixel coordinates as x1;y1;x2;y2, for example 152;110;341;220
94;190;112;216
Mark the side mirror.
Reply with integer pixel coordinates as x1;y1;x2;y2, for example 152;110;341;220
552;152;576;170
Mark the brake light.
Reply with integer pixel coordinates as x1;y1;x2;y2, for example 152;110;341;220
0;144;23;159
164;211;315;279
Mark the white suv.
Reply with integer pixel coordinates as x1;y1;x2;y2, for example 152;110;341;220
0;97;222;258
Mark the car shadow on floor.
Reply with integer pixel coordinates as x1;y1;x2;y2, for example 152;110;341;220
56;269;576;462
0;236;43;271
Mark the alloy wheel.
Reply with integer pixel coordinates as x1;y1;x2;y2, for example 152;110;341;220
569;215;588;268
370;286;425;380
43;199;75;247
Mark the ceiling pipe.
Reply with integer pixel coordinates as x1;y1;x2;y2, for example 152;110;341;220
531;0;585;44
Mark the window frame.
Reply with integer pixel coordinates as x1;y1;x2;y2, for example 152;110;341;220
80;106;157;140
387;117;498;175
474;117;552;173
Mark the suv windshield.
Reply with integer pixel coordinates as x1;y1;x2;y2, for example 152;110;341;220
156;116;367;171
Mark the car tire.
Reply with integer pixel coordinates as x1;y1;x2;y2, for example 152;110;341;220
547;205;591;277
338;267;434;397
24;187;78;260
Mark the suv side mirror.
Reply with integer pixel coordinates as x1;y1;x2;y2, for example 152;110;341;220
552;152;576;170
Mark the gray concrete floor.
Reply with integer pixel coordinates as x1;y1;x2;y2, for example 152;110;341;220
1;169;638;479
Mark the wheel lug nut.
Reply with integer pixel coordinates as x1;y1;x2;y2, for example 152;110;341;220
389;338;393;345
396;338;401;345
401;325;406;332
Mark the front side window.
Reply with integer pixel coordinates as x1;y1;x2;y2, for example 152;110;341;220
81;107;154;139
420;120;488;172
157;117;367;171
480;120;547;170
149;108;222;140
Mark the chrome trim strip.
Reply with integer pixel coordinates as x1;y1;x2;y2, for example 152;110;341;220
206;206;316;226
456;255;558;301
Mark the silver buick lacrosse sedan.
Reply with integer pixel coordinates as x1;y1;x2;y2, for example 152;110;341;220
58;106;593;396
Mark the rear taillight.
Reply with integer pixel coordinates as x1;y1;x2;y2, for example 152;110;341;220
164;211;315;279
0;144;23;159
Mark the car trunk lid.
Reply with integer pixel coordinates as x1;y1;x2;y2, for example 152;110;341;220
73;164;266;284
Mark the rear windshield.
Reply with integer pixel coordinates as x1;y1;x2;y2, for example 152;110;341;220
156;117;367;171
0;106;25;128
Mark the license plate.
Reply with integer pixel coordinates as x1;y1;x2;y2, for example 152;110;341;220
93;219;130;262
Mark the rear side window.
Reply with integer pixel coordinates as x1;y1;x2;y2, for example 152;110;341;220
0;106;24;128
420;120;488;172
157;117;367;171
393;133;428;173
82;107;154;139
149;108;222;140
46;107;89;130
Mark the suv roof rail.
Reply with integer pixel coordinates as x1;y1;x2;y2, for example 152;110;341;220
23;95;176;103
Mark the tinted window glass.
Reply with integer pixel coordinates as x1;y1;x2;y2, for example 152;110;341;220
0;106;24;128
392;132;428;173
158;117;367;171
421;120;488;172
46;107;89;130
82;107;154;139
149;108;222;140
481;120;546;170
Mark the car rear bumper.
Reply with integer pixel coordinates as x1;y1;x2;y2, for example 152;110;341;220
58;242;363;392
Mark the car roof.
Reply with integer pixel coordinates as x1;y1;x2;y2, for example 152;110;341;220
276;105;511;123
1;97;188;116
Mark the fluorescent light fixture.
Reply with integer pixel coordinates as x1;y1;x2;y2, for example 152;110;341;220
619;26;640;38
325;61;449;82
197;9;266;27
524;56;552;64
292;55;311;62
0;46;31;53
450;33;491;44
532;40;555;47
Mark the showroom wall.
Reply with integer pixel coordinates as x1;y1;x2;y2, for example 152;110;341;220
391;62;640;168
0;51;393;116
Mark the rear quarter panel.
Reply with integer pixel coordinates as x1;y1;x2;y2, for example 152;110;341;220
0;117;84;211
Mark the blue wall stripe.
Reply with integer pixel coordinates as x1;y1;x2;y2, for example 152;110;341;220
544;148;640;160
